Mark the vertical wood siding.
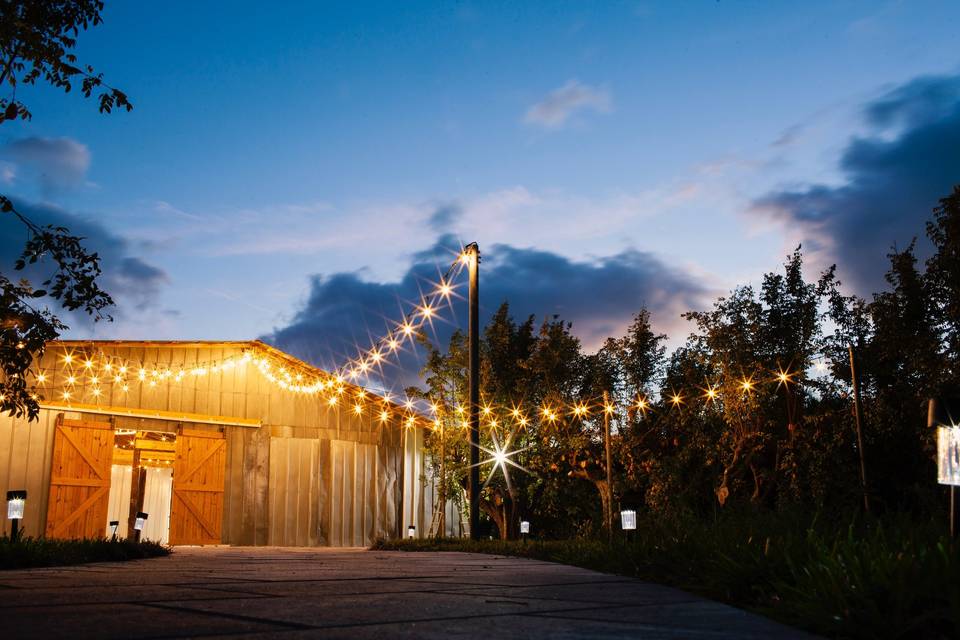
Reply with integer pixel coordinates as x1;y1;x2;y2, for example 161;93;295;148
1;343;414;545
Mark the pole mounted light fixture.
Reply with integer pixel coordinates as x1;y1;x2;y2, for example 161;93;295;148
620;509;636;531
6;490;26;541
109;520;120;540
465;242;481;541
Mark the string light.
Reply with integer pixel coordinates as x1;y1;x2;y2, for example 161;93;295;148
636;396;649;413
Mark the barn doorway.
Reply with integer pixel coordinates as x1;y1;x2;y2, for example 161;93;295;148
106;427;227;545
107;428;176;543
45;416;227;544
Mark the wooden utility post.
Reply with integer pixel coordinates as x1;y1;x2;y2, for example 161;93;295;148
127;440;147;539
603;390;613;542
437;419;446;538
848;345;870;514
467;243;481;540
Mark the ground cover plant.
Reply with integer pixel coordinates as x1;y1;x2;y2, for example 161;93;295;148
0;536;170;570
374;510;960;640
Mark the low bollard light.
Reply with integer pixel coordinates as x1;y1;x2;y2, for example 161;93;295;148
407;524;416;539
7;490;26;541
133;512;148;542
109;520;120;540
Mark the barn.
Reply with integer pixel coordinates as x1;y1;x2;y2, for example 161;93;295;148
0;340;455;546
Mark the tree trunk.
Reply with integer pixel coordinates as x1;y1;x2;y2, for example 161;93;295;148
570;470;611;535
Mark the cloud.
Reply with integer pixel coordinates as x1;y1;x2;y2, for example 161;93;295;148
264;234;711;391
750;72;960;293
524;80;611;129
427;202;463;232
1;137;91;190
0;198;170;321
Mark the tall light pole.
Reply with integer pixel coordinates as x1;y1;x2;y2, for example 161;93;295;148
603;391;613;543
848;344;870;514
466;243;481;539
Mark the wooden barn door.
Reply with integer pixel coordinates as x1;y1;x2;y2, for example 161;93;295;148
45;416;115;539
169;429;226;545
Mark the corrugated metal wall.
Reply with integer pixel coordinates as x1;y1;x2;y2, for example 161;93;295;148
401;427;466;539
267;437;320;546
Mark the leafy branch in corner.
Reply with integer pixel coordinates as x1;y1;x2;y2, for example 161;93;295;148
1;0;131;419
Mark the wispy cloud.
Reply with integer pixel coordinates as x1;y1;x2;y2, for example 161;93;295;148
0;198;171;319
0;136;91;191
524;80;611;129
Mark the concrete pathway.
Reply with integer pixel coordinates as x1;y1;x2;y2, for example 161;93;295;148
0;547;815;639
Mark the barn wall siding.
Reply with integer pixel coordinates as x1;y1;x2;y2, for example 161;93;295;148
0;409;80;538
0;343;421;545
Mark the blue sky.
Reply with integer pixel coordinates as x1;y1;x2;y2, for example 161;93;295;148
2;1;960;379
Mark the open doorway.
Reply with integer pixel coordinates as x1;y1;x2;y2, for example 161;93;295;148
106;429;175;543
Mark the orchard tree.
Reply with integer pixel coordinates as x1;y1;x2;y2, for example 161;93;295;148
0;0;131;419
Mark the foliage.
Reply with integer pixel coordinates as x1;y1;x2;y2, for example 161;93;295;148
374;510;960;640
418;187;960;537
0;0;130;420
0;536;169;570
0;1;131;124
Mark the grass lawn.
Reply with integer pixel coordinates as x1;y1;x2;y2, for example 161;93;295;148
0;536;170;570
373;514;960;640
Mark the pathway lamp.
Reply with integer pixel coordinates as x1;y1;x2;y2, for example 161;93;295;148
6;490;26;541
520;520;530;544
930;397;960;537
109;520;120;541
133;512;148;542
620;509;636;542
407;524;416;539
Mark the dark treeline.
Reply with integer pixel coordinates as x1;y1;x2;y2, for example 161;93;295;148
416;185;960;540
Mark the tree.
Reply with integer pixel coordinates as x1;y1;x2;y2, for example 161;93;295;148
0;0;131;419
926;185;960;383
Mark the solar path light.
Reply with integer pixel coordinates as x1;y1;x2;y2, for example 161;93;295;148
6;490;26;541
133;512;148;542
620;509;636;542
